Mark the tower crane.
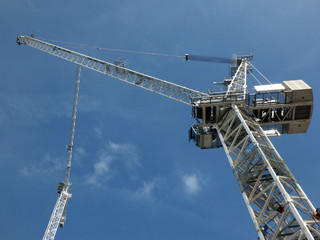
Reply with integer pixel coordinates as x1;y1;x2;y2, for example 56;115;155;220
17;35;319;240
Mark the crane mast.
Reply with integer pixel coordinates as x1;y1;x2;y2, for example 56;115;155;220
42;190;71;240
42;65;81;240
217;105;319;239
17;35;319;240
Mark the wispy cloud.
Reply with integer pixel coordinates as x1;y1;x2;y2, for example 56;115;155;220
94;127;102;138
85;141;140;187
75;147;87;158
133;180;156;199
26;0;41;14
0;93;112;126
73;147;88;165
86;154;114;186
182;173;201;195
19;153;64;177
108;141;140;170
0;93;71;126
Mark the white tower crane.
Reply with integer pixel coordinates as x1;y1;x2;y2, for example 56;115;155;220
17;35;320;240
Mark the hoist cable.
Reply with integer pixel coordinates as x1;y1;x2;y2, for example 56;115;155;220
37;37;184;58
36;37;233;63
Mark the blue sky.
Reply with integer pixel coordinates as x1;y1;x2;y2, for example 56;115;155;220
1;1;320;239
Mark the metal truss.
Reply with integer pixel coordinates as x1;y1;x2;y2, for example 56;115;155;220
43;65;81;239
225;61;247;101
216;104;320;240
17;36;209;105
43;191;71;240
248;104;312;125
65;65;81;185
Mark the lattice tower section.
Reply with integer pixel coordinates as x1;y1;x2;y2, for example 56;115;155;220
216;105;320;240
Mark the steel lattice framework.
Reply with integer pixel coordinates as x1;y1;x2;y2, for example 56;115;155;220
17;36;208;105
216;105;320;239
43;191;71;240
225;61;247;101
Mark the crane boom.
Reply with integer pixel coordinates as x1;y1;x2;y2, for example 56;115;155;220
65;65;81;185
17;36;209;105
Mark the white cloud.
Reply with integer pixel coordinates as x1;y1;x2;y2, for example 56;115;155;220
19;153;64;177
86;141;140;187
76;147;87;156
26;0;40;14
0;94;71;126
95;155;113;175
182;174;201;195
108;141;141;170
0;93;111;126
133;181;155;199
86;154;114;186
73;147;88;165
19;166;30;177
94;127;102;138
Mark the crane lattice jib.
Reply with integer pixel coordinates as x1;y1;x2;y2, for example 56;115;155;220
17;36;208;105
216;105;320;240
225;61;247;101
65;65;81;186
42;66;81;240
43;191;71;240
